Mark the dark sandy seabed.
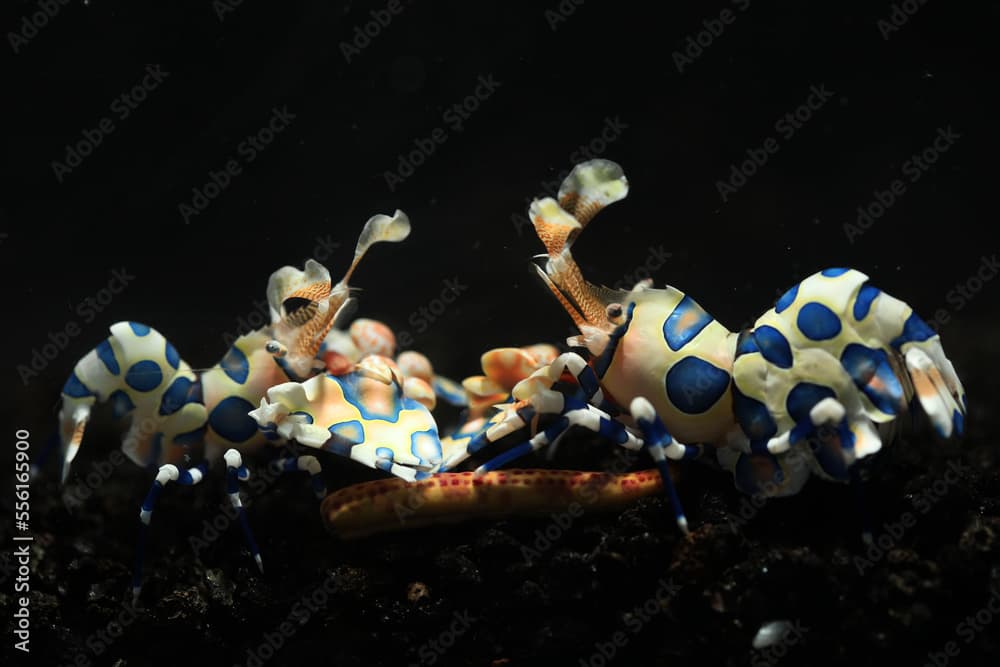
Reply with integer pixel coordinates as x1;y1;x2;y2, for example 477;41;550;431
3;326;998;667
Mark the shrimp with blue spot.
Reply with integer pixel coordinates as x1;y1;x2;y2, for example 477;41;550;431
484;159;966;534
54;210;412;601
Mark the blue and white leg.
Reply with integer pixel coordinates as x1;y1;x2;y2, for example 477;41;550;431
439;391;562;471
474;396;644;473
134;460;209;603
224;449;263;573
544;352;608;406
629;397;695;534
766;395;881;477
473;416;571;474
269;453;327;499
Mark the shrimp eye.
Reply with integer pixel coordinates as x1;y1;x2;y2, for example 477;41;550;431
606;303;623;320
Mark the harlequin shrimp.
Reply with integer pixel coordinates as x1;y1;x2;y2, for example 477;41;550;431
55;210;411;598
248;329;560;483
450;159;967;534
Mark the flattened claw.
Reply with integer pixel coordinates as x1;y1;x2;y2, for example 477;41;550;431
557;159;630;227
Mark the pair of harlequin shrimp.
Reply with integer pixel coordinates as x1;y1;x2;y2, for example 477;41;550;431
302;160;967;538
55;159;967;598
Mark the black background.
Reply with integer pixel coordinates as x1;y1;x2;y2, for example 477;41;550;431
4;0;996;407
2;0;998;665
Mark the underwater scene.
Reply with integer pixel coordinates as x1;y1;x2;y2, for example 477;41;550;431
3;1;997;665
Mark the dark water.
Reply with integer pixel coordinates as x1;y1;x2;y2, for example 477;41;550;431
2;1;998;665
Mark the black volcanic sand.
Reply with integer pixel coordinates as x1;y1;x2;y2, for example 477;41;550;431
4;340;998;667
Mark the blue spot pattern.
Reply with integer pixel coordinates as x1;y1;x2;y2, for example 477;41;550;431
125;360;162;392
797;302;842;340
220;346;250;384
208;396;258;443
165;341;180;369
128;322;151;336
853;284;880;320
953;410;964;437
752;325;793;369
731;386;778;443
109;389;136;418
159;376;200;416
775;284;799;314
840;343;905;415
593;302;635;378
325;419;365;456
327;374;405;423
96;339;120;375
785;382;836;423
821;268;849;277
63;372;94;398
662;295;713;351
665;357;731;414
411;430;442;466
890;312;936;349
735;330;759;357
374;446;395;473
